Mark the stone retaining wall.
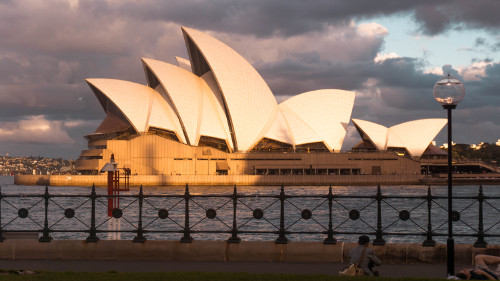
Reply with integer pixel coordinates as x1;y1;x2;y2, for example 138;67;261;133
1;240;499;264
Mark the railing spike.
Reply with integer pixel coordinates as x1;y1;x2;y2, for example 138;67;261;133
86;183;99;242
39;186;52;242
181;183;192;243
228;184;240;243
276;184;288;244
373;184;385;246
423;186;436;247
133;184;146;242
474;184;487;248
324;184;336;244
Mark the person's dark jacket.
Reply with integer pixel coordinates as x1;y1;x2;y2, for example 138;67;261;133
349;245;382;275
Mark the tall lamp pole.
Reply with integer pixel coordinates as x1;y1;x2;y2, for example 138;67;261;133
433;74;465;277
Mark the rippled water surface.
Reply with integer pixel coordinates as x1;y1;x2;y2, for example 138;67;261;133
2;176;500;245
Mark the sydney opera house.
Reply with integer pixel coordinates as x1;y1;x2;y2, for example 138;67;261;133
68;26;452;186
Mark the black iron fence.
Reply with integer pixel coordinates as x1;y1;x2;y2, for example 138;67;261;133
0;184;499;246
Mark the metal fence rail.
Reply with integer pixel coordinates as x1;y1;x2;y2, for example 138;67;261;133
0;184;499;247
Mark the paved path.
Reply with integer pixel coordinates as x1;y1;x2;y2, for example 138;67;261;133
0;260;466;278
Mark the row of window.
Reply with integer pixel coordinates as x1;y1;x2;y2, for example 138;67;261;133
88;145;107;150
255;168;363;176
79;156;103;160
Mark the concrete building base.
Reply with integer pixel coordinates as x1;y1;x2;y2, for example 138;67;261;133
14;174;421;186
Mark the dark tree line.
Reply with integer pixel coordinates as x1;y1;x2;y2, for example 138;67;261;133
448;143;500;165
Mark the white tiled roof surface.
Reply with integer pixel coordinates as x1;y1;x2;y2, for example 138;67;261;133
175;56;192;72
280;90;355;151
386;129;404;148
86;79;153;133
182;27;278;151
261;109;294;145
199;71;234;150
388;119;447;157
352;118;447;157
351;119;388;150
142;58;203;145
280;104;323;146
148;89;187;144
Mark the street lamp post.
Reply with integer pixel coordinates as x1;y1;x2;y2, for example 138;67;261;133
433;74;465;277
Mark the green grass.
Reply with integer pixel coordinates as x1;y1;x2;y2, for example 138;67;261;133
0;271;448;281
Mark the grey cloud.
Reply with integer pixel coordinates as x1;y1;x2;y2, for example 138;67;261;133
493;42;500;52
108;0;500;38
466;63;500;101
414;5;451;36
442;65;460;77
413;1;500;36
261;54;441;106
476;37;486;46
371;58;438;89
0;116;74;145
255;30;386;95
114;0;447;37
0;82;103;121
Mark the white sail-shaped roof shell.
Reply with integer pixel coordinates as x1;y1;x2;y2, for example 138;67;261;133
280;107;322;146
261;110;294;145
175;56;192;73
142;58;203;145
388;119;447;157
86;79;153;133
386;130;404;148
280;90;355;152
182;26;278;152
86;79;184;142
352;119;388;150
199;71;234;150
148;91;187;144
352;118;447;157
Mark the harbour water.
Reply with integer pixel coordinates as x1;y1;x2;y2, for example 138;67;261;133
1;176;500;245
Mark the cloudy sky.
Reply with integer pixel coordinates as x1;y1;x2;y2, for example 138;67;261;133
0;0;499;159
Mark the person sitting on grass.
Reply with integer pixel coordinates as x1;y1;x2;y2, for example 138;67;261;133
456;255;500;280
349;235;381;276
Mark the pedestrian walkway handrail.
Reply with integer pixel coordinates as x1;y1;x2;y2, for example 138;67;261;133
0;184;497;247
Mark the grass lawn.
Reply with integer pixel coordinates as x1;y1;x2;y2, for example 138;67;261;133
0;271;448;281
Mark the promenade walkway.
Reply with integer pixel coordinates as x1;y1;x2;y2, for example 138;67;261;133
0;260;463;278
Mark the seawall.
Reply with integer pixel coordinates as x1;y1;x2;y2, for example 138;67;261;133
0;240;498;264
14;174;422;186
16;174;500;187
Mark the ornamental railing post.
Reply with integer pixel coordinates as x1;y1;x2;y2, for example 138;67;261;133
180;184;193;243
275;184;288;244
228;185;241;243
38;186;52;242
0;186;4;242
86;184;99;242
474;185;487;248
423;186;436;247
133;185;146;242
373;184;385;246
324;185;336;244
39;186;52;242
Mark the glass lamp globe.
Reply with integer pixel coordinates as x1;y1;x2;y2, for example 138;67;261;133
433;74;465;107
